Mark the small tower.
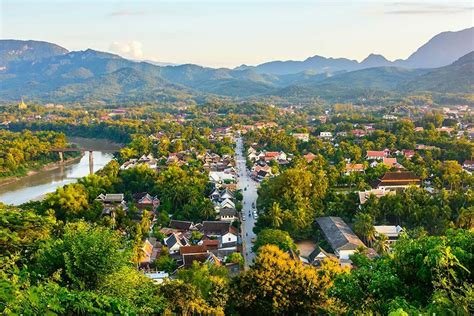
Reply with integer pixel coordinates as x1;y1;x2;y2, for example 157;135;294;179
18;98;27;110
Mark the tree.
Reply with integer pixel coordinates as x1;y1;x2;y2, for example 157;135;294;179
0;206;56;261
230;245;342;315
252;229;296;253
257;167;328;238
374;234;390;255
226;253;244;268
44;184;89;220
98;267;166;314
353;213;375;246
268;202;283;228
34;221;129;290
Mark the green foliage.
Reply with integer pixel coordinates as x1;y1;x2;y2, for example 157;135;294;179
331;229;474;314
0;205;56;262
252;228;296;253
0;130;72;178
256;166;328;239
34;221;129;290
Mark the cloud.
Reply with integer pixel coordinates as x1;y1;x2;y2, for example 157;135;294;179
109;10;145;17
385;2;473;15
109;41;144;59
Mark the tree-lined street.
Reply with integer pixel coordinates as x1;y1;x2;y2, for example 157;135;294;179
235;136;258;267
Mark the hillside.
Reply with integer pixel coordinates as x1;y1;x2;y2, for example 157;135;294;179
0;39;472;103
238;27;474;75
273;52;473;100
400;27;474;68
0;40;68;68
403;51;474;93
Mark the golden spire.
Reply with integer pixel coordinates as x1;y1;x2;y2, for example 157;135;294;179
18;98;27;109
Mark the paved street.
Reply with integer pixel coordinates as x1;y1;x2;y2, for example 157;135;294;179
235;136;258;267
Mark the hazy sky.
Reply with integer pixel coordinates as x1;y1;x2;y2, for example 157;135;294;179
1;0;473;67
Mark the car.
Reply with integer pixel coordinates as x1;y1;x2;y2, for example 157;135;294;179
242;215;246;221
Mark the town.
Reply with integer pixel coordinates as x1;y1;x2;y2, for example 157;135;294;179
1;99;473;315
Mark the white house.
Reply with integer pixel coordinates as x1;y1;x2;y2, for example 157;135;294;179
316;216;366;260
319;132;332;138
374;225;403;243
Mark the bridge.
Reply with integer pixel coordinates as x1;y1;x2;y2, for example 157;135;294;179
50;147;119;175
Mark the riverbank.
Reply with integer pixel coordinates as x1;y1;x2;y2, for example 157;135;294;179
0;154;84;188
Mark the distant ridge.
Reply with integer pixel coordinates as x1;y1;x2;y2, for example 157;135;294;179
0;39;68;67
237;27;474;75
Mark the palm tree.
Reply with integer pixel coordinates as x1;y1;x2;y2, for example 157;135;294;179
353;213;376;246
268;202;283;228
456;207;474;229
374;233;390;255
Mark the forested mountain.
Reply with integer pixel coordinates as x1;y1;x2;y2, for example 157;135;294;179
238;27;474;75
399;27;474;68
403;51;474;93
0;40;68;67
273;52;474;99
0;35;473;103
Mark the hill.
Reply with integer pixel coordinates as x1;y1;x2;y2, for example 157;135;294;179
273;52;474;100
400;27;474;69
0;40;68;68
402;51;474;93
238;27;474;75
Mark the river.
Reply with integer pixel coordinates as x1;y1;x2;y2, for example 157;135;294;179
0;137;120;205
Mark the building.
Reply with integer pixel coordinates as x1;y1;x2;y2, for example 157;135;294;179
374;225;404;244
358;188;395;205
304;152;317;163
382;157;404;169
366;150;387;160
319;132;333;139
96;193;128;216
144;271;169;284
292;133;310;142
316;216;366;260
344;163;365;175
374;171;421;190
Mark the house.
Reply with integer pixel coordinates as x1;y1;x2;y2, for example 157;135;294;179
319;132;332;139
383;115;398;120
133;192;160;212
201;221;238;254
219;198;235;210
304;152;317;163
164;232;189;254
358;188;395;205
292;133;309;142
169;220;194;231
96;193;128;216
463;160;474;171
402;149;415;159
374;225;404;244
351;129;367;137
138;238;160;266
209;171;235;184
366;150;387;160
219;208;238;222
414;127;424;132
316;216;366;260
307;245;336;267
344;163;365;175
382;157;404;169
437;126;454;134
144;271;169;284
374;171;421;190
182;252;221;268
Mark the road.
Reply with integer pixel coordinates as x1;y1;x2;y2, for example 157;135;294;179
235;136;258;267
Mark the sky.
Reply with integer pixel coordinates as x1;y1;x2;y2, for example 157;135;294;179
1;0;473;68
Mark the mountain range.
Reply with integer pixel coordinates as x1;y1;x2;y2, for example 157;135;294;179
0;27;472;103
